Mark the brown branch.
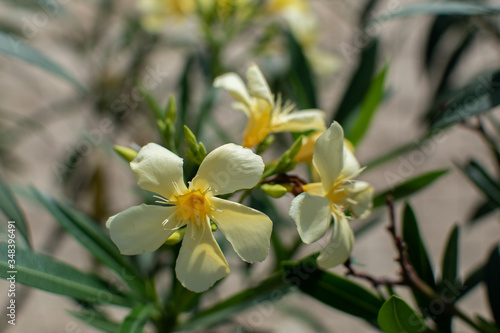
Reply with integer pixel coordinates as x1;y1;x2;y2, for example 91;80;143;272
344;260;404;288
260;173;307;196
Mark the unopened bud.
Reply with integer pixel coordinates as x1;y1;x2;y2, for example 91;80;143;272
260;184;288;198
114;145;138;163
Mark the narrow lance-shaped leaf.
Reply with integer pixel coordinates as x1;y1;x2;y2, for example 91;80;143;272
30;188;147;297
347;64;388;146
177;272;292;331
402;203;436;321
0;243;131;307
286;30;317;109
373;169;449;208
424;15;462;70
282;256;384;326
332;39;379;126
455;264;485;302
377;296;426;333
402;203;435;288
457;160;500;207
0;31;85;91
441;224;459;287
119;304;156;333
368;2;500;27
431;70;500;129
485;245;500;325
68;310;122;333
0;176;31;249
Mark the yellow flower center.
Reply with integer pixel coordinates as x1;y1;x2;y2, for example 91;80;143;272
325;181;350;215
243;100;273;147
176;190;212;225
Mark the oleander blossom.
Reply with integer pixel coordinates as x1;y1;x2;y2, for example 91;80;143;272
106;143;273;292
214;64;326;147
289;122;374;269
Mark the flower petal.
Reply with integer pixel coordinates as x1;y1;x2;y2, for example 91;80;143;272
106;204;177;255
313;122;344;192
192;144;264;195
214;72;253;110
246;64;274;107
289;192;331;244
272;110;326;133
340;145;361;179
176;220;230;292
316;213;354;269
345;181;374;218
131;143;187;200
210;197;272;262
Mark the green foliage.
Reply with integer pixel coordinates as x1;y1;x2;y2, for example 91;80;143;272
377;296;426;333
120;304;157;333
0;243;131;307
431;71;500;128
286;30;317;109
183;125;207;165
30;188;149;298
282;257;384;326
0;176;31;248
373;169;449;208
441;225;459;287
403;203;435;288
0;31;85;91
369;2;500;26
486;245;500;326
347;65;388;147
458;160;500;207
332;39;379;127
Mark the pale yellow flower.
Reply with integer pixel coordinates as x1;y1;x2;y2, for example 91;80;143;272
137;0;251;31
214;64;326;147
289;122;373;269
107;143;272;292
137;0;196;31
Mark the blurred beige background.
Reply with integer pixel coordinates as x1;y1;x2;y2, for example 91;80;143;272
1;0;499;332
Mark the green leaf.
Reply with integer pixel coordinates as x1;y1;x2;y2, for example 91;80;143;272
430;70;500;129
377;296;426;333
0;31;85;91
373;169;449;208
0;243;131;306
424;15;463;70
286;30;317;109
0;177;31;249
456;264;485;302
441;225;459;287
140;87;163;121
30;188;147;297
119;304;156;333
469;200;498;225
283;257;384;326
347;64;388;146
485;245;500;325
332;39;378;126
68;310;122;333
476;315;500;333
177;272;292;331
458;160;500;207
369;2;500;26
365;130;443;169
402;203;435;288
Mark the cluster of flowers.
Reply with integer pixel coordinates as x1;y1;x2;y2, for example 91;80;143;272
136;0;338;74
106;65;373;292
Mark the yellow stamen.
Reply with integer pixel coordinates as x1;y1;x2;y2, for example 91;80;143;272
175;190;212;226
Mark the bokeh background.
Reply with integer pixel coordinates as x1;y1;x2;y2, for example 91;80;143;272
0;0;499;332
